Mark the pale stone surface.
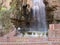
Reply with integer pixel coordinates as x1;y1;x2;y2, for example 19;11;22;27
49;24;60;38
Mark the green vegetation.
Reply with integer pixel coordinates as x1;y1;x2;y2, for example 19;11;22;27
0;0;14;36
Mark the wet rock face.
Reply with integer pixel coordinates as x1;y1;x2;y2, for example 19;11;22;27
45;0;60;23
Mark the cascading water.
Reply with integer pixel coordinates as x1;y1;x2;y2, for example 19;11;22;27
30;0;48;32
17;0;48;37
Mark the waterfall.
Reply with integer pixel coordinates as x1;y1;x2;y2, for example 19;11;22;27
30;0;48;32
16;0;48;37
